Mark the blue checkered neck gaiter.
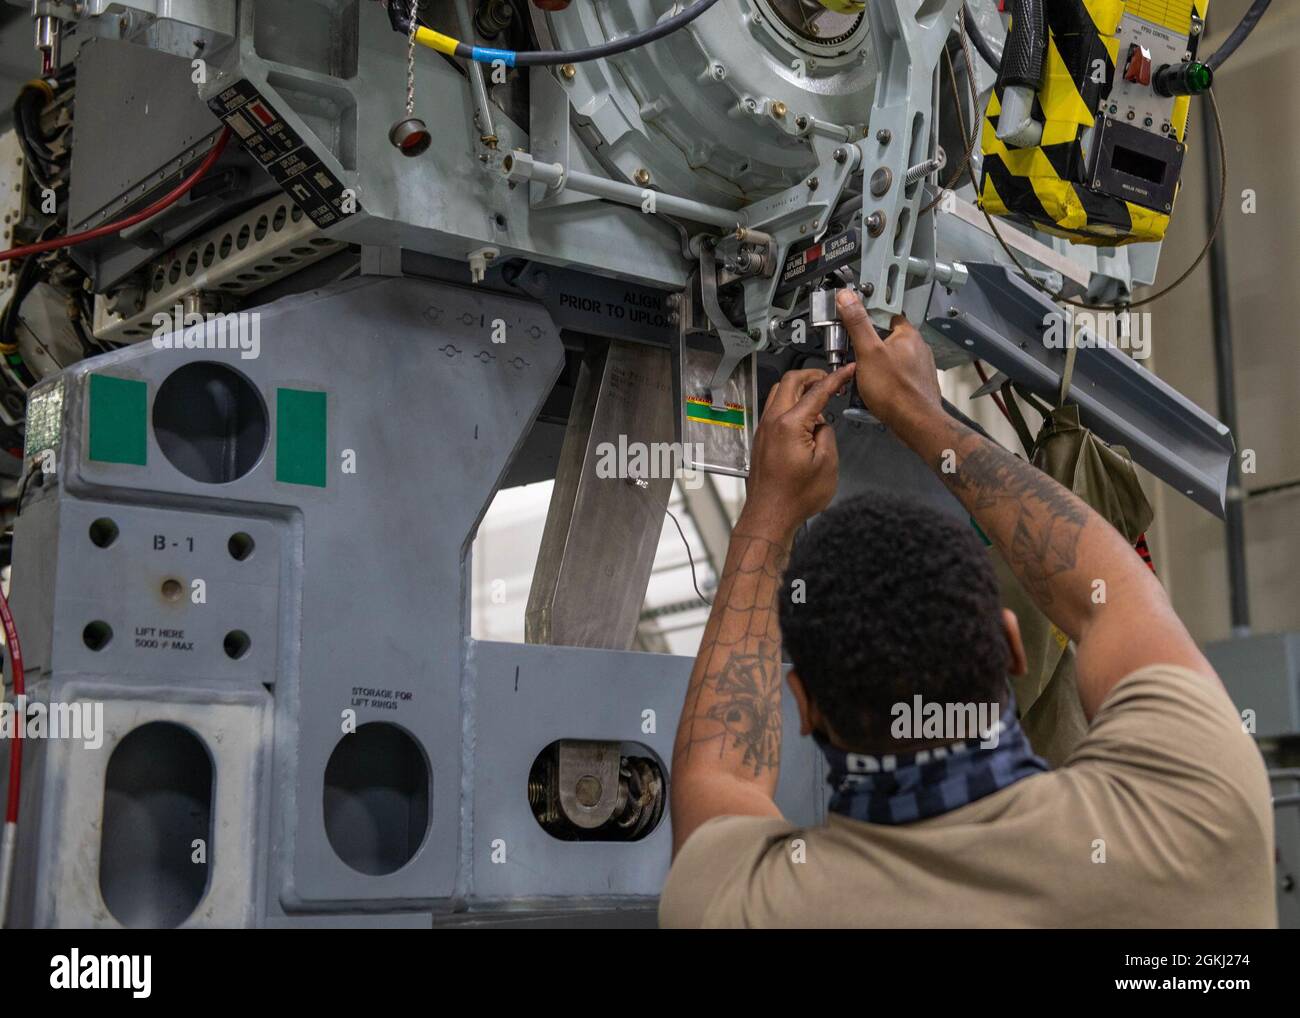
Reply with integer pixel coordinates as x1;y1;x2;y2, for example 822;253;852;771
817;704;1049;825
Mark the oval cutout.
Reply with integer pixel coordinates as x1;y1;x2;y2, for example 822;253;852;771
323;722;430;875
99;722;213;928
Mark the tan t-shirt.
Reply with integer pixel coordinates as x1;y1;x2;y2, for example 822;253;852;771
660;665;1276;928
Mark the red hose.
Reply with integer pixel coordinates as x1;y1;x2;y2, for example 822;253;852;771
1;585;23;824
0;126;233;264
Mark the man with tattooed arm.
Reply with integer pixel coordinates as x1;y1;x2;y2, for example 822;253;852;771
660;290;1275;929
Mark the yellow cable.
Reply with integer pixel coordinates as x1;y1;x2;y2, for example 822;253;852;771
415;26;461;57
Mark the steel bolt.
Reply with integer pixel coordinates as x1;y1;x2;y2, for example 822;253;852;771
876;128;892;145
634;168;652;186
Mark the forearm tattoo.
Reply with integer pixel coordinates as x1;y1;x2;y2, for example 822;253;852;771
939;421;1088;606
675;532;789;777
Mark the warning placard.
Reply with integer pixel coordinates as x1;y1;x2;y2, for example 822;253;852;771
208;80;359;229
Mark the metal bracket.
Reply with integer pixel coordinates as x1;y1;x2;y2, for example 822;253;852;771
859;0;966;324
700;240;755;406
733;129;863;350
527;67;592;209
926;262;1235;517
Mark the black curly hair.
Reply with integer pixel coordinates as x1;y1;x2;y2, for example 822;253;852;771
778;493;1010;751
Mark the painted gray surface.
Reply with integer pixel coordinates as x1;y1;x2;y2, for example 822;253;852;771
468;639;824;908
1204;631;1300;929
1206;633;1300;741
198;0;687;290
5;276;544;923
3;274;826;927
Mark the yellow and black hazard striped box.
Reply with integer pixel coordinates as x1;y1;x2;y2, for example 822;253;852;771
979;0;1209;246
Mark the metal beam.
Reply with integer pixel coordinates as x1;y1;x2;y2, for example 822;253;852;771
925;262;1234;517
526;341;675;649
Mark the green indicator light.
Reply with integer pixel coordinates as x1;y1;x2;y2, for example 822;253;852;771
1154;61;1214;97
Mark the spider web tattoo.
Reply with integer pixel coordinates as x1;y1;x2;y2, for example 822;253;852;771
675;533;789;777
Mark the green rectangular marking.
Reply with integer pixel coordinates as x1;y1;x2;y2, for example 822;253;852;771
87;374;148;466
685;399;746;429
276;388;327;487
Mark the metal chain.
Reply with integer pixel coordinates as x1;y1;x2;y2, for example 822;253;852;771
405;0;419;117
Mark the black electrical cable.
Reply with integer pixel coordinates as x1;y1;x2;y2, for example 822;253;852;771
12;88;57;191
397;0;724;67
511;0;723;66
665;506;713;608
962;1;1001;73
1205;0;1272;71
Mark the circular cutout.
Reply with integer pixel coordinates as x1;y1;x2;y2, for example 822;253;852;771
89;518;119;548
228;532;255;561
223;630;251;660
153;362;268;484
323;722;430;876
83;621;113;651
160;578;183;602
